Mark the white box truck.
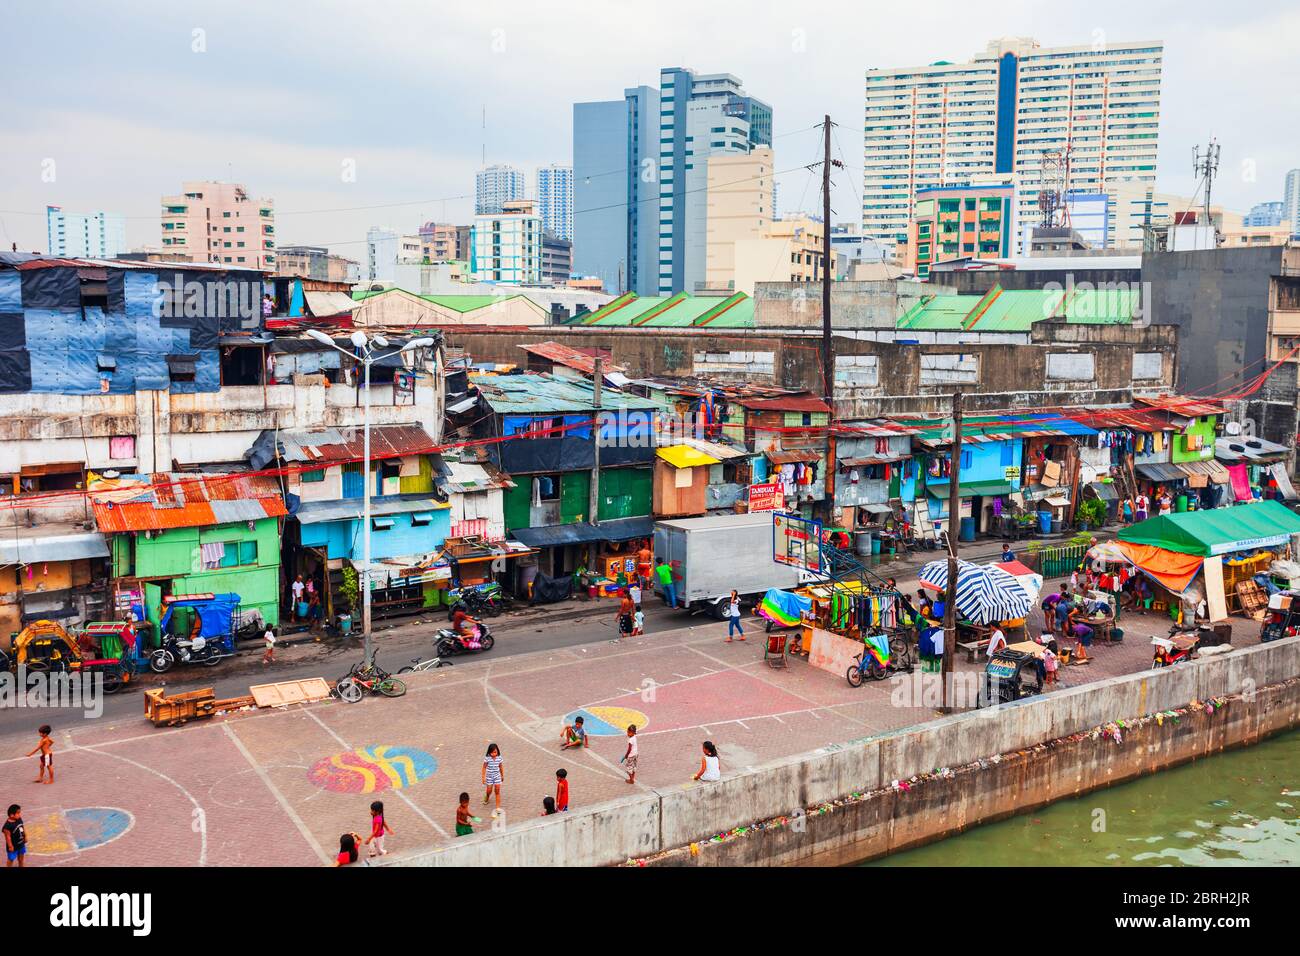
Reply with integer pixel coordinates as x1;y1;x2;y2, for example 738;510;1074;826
653;513;808;618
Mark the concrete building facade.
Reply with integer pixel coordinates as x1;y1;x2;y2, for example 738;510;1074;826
862;38;1163;246
160;181;276;269
470;199;543;284
536;164;574;241
703;147;774;291
46;206;126;258
276;245;359;283
475;165;526;215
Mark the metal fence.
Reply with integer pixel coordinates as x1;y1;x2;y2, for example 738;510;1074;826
1034;543;1088;581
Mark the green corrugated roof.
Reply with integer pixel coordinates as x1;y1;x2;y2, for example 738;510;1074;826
578;291;640;324
897;293;978;330
967;288;1067;332
896;285;1135;331
698;296;755;328
587;295;674;326
349;288;528;313
639;295;729;327
1061;286;1138;324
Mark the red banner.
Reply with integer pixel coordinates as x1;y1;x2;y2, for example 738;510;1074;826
748;482;782;512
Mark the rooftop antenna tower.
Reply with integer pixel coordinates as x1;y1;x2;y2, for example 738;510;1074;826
1037;147;1071;229
1193;138;1221;229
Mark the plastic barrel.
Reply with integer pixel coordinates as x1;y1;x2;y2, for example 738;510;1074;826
871;536;882;555
854;531;873;556
1051;518;1063;534
1038;511;1052;534
959;516;976;542
338;614;352;635
1176;495;1188;513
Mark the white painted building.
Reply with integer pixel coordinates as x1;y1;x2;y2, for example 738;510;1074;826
863;37;1164;244
469;200;543;284
46;207;126;258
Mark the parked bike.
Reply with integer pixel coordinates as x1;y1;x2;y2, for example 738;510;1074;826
845;633;912;687
398;655;451;674
1152;624;1204;668
334;660;406;702
447;582;506;619
435;622;496;657
149;634;231;673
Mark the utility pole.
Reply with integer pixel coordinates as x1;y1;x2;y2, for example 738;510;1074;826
589;356;603;568
821;115;833;410
941;390;964;713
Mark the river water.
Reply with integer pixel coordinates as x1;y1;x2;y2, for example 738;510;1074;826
869;729;1300;866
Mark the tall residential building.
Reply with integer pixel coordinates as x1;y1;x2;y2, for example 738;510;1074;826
908;183;1015;279
160;181;276;269
470;199;542;284
46;206;125;258
1245;201;1286;228
656;68;773;295
1285;170;1300;237
704;147;774;291
572;85;659;295
365;228;421;283
536;165;575;241
862;38;1164;244
574;69;772;297
419;221;469;261
475;165;526;215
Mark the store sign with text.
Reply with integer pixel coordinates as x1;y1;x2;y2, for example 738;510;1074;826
749;482;782;512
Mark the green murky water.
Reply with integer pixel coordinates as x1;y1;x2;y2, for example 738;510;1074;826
869;729;1300;867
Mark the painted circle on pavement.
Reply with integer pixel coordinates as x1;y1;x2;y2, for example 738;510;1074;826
26;807;134;856
565;705;649;736
308;744;437;794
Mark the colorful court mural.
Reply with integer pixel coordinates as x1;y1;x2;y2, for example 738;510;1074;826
564;705;649;736
307;744;438;793
25;807;134;856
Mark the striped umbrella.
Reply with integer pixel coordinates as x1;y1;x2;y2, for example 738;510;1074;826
918;559;1033;624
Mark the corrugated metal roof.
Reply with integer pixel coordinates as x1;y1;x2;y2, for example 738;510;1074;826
295;494;448;525
91;473;286;533
735;396;833;413
698;296;755;328
470;373;661;413
510;516;653;547
1215;436;1291;463
273;424;436;464
967;287;1067;331
896;293;976;330
519;342;625;375
678;436;751;460
766;449;823;465
0;532;109;565
440;461;515;493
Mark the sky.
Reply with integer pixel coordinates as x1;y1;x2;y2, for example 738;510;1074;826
2;0;1297;259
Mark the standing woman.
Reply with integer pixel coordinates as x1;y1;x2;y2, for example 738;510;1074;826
724;590;746;642
693;741;721;782
482;743;504;810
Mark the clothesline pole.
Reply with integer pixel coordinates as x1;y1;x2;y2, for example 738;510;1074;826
941;389;963;714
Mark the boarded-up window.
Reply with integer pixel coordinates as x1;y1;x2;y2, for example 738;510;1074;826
1046;352;1096;381
1132;351;1163;380
919;353;979;385
835;354;879;387
673;466;693;489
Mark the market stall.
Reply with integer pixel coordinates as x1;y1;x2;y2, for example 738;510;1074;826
1115;500;1300;621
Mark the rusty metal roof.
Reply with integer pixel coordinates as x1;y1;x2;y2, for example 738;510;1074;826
519;342;625;376
734;395;833;414
272;424;436;465
90;473;286;533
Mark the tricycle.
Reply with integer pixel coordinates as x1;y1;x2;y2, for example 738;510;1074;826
2;619;137;694
979;646;1044;706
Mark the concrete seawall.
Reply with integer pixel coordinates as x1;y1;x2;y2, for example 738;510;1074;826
386;637;1300;868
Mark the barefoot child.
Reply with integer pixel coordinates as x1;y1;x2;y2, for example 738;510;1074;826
262;627;276;666
455;793;479;837
482;743;504;810
621;724;638;785
365;800;393;857
632;608;644;637
27;725;53;784
556;768;569;812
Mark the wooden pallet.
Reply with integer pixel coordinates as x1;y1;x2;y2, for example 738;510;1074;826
1235;580;1269;619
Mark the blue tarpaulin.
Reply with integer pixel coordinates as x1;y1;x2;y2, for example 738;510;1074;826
158;593;241;652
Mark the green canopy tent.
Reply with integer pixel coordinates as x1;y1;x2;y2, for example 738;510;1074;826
1117;500;1300;557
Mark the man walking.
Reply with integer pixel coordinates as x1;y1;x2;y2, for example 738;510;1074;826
655;559;677;609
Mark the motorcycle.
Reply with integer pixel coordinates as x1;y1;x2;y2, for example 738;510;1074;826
149;634;231;673
447;582;506;619
435;622;496;657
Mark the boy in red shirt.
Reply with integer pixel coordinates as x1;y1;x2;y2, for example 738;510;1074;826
555;768;569;812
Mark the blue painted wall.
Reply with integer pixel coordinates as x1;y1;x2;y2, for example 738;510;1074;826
299;508;451;561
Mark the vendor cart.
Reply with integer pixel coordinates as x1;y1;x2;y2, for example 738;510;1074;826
1261;593;1300;643
764;630;788;668
979;646;1043;706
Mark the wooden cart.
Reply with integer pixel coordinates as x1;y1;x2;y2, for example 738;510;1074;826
144;687;256;727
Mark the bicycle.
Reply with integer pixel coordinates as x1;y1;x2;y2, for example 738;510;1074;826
845;633;912;687
334;670;406;703
397;655;451;674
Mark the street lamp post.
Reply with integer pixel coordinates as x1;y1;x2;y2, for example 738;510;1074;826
305;330;433;666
